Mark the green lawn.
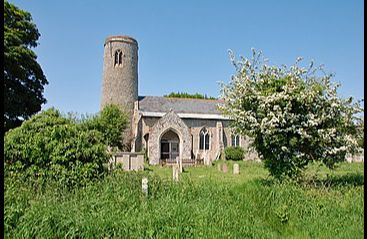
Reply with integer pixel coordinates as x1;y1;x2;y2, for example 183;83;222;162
146;160;363;185
5;161;364;238
145;160;270;183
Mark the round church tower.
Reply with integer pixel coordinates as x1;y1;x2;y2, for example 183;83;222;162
101;35;138;113
101;36;138;147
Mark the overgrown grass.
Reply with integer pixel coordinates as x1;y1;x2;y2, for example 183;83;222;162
5;161;364;238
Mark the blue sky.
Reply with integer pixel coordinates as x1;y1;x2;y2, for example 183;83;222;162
10;0;364;115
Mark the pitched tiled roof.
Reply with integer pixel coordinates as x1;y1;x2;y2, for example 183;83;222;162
138;96;224;114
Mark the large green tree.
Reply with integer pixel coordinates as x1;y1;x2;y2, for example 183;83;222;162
4;1;48;132
220;49;363;179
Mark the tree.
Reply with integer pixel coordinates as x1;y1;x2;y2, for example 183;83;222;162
4;1;48;132
355;117;364;148
81;104;129;150
4;108;109;187
220;49;363;179
4;105;130;187
164;91;217;100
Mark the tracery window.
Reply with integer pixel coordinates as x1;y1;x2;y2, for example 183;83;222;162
114;49;123;66
231;134;240;147
199;127;210;150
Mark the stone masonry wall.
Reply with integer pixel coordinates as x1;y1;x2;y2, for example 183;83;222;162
140;115;257;164
101;36;138;146
148;111;191;165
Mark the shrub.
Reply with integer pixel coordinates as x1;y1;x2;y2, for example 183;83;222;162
81;104;129;150
4;108;109;187
355;118;364;148
225;146;245;161
220;49;363;179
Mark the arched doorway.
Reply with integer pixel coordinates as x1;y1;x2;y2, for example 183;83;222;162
160;130;180;164
149;110;191;165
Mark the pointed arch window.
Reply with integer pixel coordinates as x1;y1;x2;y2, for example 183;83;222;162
199;127;210;150
231;134;240;147
114;49;123;66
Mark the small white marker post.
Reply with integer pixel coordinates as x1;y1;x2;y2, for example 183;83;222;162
172;165;179;181
142;177;148;196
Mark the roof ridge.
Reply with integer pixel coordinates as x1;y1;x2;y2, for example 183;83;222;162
139;95;223;102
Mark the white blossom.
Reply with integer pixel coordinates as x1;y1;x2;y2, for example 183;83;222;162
220;49;363;177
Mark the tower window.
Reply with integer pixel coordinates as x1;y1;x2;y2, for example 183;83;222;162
199;127;210;150
114;50;123;67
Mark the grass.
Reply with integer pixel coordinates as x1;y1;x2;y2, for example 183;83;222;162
145;160;269;183
5;161;364;238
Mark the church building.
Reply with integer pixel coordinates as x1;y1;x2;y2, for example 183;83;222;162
101;35;254;166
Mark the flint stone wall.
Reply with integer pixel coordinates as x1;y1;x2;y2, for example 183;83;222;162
101;36;138;145
149;110;192;165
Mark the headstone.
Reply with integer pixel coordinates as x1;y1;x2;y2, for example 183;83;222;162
217;163;222;172
222;164;228;173
172;165;179;181
108;156;115;172
142;177;148;196
233;163;240;174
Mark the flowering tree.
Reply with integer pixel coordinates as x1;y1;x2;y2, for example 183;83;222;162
219;49;363;179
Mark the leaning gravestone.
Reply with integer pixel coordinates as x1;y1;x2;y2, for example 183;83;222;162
222;164;228;173
233;163;240;175
217;163;222;172
172;165;179;181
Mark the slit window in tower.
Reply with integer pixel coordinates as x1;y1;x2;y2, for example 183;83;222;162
114;49;123;67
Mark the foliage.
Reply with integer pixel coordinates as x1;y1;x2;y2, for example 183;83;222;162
355;117;364;148
4;161;364;238
164;91;217;100
4;1;48;132
4;108;109;187
224;146;245;161
81;104;129;150
219;49;363;179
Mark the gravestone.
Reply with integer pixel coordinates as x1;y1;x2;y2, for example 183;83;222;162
176;156;183;173
233;163;240;175
222;164;228;173
217;163;222;172
172;165;179;181
142;177;148;196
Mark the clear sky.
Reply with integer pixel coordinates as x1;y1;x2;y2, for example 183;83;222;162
10;0;364;115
